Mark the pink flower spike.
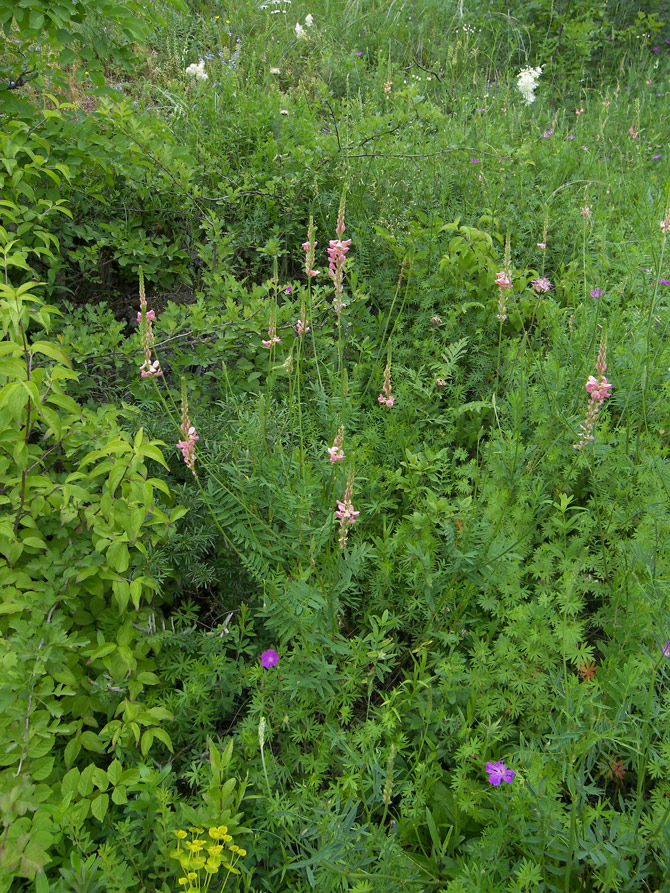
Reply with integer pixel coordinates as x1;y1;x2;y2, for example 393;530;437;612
537;242;546;250
328;426;345;462
663;641;670;657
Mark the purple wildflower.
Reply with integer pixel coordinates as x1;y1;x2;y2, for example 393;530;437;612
663;641;670;657
543;129;554;137
653;154;662;159
659;278;670;285
471;158;480;163
486;761;515;785
590;288;604;298
261;649;280;668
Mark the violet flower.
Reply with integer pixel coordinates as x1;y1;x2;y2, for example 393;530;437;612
486;761;515;785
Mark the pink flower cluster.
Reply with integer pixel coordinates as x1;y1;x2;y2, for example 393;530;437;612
328;425;345;463
573;337;612;449
262;311;281;348
138;271;163;379
531;277;553;294
378;363;394;407
328;201;352;316
335;474;360;550
177;386;199;474
661;209;670;236
495;270;512;322
302;216;320;278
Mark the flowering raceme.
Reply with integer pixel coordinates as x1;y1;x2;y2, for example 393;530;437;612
328;200;352;316
177;381;199;475
378;362;394;407
573;335;612;449
495;270;512;322
336;473;360;550
328;426;345;463
138;269;163;379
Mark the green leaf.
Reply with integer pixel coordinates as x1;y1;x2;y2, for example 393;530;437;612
91;793;109;822
79;730;106;754
107;759;122;785
140;729;154;758
107;541;130;573
30;340;72;367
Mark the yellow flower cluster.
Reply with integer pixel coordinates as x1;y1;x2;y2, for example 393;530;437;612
170;826;247;891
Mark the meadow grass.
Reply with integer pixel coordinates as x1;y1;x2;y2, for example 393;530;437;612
2;0;670;890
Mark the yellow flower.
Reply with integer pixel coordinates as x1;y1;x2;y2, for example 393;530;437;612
237;848;247;857
222;834;232;842
229;844;239;854
178;880;188;887
174;830;187;840
187;872;197;881
208;845;224;856
215;14;219;18
185;841;204;853
188;826;205;834
205;857;221;873
209;825;228;839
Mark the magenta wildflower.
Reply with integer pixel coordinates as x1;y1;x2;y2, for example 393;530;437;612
663;641;670;657
296;317;310;336
328;425;345;463
543;129;554;137
574;333;612;449
659;278;670;285
356;51;362;56
471;158;480;163
261;649;279;668
537;242;546;250
590;287;604;298
336;473;360;550
652;154;662;159
486;761;515;785
378;362;394;407
285;285;292;294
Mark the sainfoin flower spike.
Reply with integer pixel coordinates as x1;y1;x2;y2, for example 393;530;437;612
573;332;612;449
328;425;345;462
336;472;360;550
302;216;320;278
138;268;163;378
176;379;199;475
262;307;281;348
378;362;394;407
495;270;512;322
328;196;352;316
660;209;670;236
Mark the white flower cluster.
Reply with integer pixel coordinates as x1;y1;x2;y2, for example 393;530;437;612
185;60;208;81
517;66;542;105
259;0;290;13
295;14;314;39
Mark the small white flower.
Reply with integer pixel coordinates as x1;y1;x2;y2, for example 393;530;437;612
185;60;208;81
270;67;281;74
295;21;307;39
304;13;314;26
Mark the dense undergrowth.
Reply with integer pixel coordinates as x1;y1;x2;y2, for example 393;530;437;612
1;0;670;890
